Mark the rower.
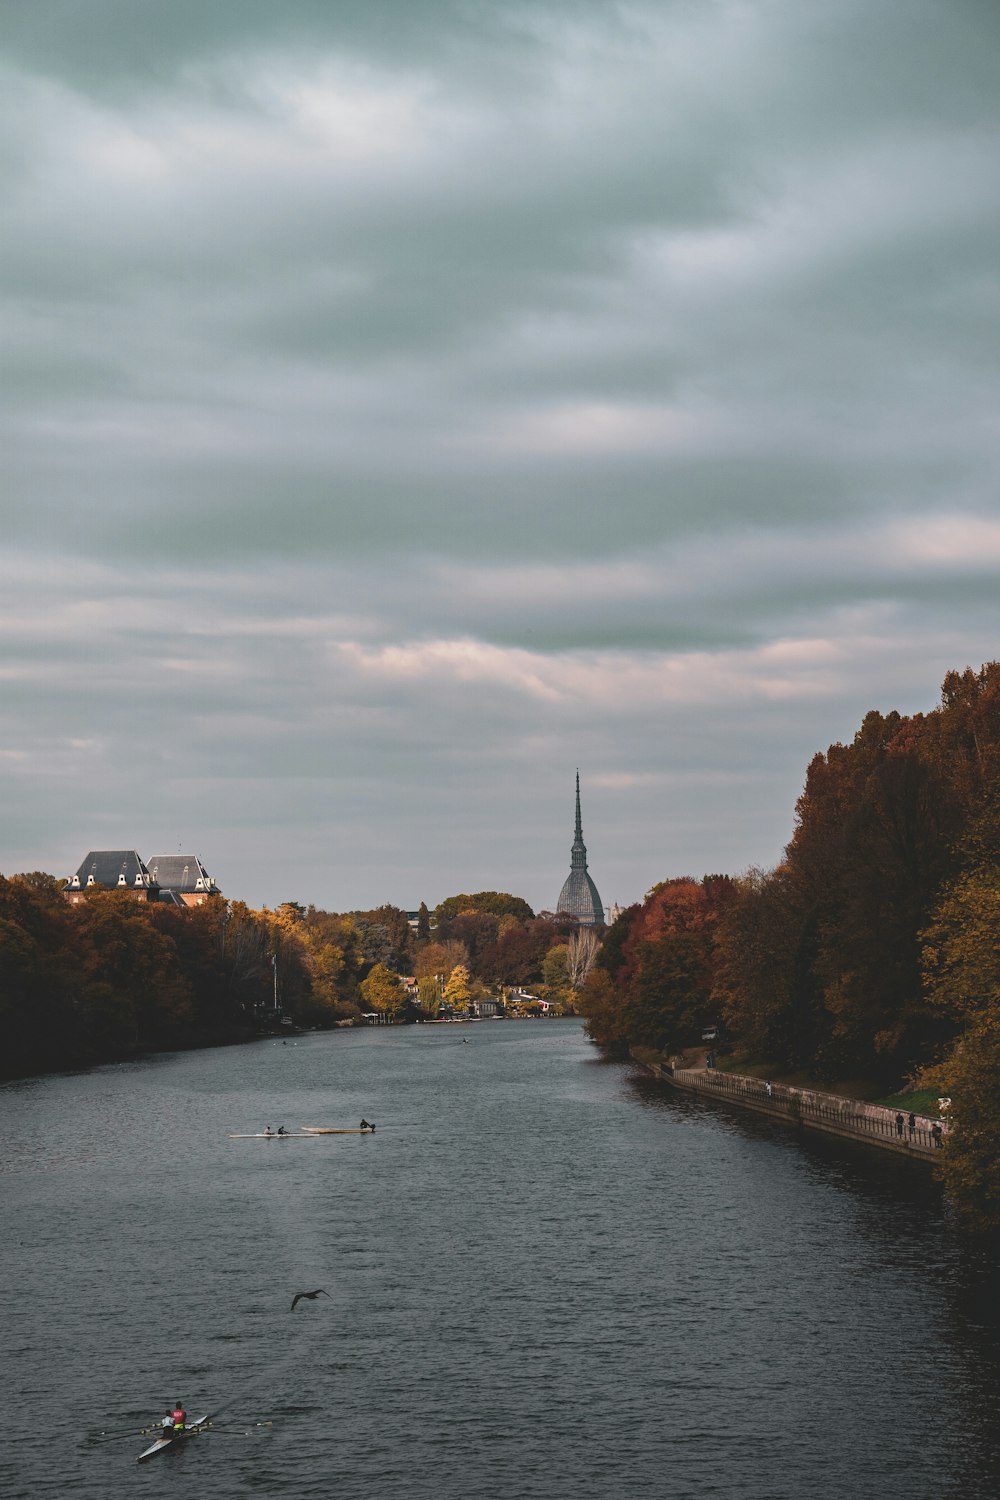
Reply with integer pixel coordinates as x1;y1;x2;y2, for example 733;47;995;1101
276;1125;287;1135
171;1403;186;1432
360;1118;375;1132
263;1125;273;1136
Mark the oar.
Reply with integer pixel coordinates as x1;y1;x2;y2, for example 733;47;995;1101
92;1423;166;1443
199;1425;271;1439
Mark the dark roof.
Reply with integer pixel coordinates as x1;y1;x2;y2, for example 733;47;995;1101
68;850;155;891
145;854;219;896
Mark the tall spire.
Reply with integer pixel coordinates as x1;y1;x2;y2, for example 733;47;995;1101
570;768;587;869
557;771;604;924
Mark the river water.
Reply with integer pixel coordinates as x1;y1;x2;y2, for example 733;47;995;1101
2;1019;999;1499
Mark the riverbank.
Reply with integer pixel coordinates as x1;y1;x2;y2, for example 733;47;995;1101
633;1052;945;1161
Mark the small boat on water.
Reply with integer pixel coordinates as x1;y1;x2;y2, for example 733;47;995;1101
300;1126;374;1134
137;1415;210;1463
227;1132;313;1138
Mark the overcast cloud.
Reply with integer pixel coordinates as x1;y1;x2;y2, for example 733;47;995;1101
2;0;999;913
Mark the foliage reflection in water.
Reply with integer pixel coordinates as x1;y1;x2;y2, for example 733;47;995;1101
1;1020;999;1499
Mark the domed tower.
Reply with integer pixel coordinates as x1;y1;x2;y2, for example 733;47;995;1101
556;772;604;925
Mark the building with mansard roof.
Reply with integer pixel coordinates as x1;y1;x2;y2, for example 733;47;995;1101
145;854;220;907
64;850;221;907
556;773;604;926
65;850;157;904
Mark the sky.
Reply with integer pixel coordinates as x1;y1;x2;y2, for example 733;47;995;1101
2;0;999;916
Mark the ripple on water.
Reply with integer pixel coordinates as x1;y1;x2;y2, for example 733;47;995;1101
1;1022;998;1499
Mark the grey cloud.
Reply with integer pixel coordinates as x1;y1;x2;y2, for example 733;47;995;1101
3;1;1000;909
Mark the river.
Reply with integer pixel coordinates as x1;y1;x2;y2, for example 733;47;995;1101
2;1019;999;1499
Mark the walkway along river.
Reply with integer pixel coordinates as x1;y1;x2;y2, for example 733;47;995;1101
638;1053;944;1158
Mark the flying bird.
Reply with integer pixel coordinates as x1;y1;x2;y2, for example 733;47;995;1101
290;1289;331;1311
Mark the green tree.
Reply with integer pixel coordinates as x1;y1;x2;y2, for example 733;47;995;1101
542;943;570;990
417;974;440;1015
433;892;534;933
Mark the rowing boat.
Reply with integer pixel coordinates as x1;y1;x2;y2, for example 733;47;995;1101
227;1132;314;1138
300;1126;373;1134
137;1415;210;1463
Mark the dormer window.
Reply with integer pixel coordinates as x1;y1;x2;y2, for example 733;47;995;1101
87;875;96;886
118;874;127;886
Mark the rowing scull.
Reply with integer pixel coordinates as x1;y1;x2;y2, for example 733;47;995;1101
137;1415;210;1463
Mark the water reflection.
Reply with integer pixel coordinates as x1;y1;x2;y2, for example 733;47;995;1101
2;1023;999;1500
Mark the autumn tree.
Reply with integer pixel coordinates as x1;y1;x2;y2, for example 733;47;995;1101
713;867;815;1068
442;964;473;1013
414;939;469;981
920;791;1000;1229
359;962;406;1021
72;889;194;1050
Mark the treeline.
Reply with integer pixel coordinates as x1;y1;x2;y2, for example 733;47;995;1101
579;663;1000;1230
0;881;596;1078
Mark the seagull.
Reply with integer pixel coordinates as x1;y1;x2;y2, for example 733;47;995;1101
290;1289;331;1312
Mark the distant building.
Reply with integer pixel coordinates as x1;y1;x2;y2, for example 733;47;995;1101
555;772;604;926
65;850;157;904
146;853;220;907
64;849;221;907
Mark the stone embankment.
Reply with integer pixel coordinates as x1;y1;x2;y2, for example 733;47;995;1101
638;1057;944;1162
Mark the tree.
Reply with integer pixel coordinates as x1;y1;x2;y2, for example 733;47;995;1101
416;901;431;941
542;943;570;990
414;939;469;980
567;926;599;988
442;964;473;1013
578;968;630;1054
417;974;440;1015
932;1012;1000;1233
433;892;534;935
713;867;814;1067
919;790;1000;1229
72;889;193;1048
359;963;406;1020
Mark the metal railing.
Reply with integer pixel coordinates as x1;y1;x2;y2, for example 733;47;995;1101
664;1066;946;1155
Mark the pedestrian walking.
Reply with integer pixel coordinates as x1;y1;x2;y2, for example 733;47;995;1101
907;1112;916;1138
931;1123;943;1148
895;1112;904;1137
